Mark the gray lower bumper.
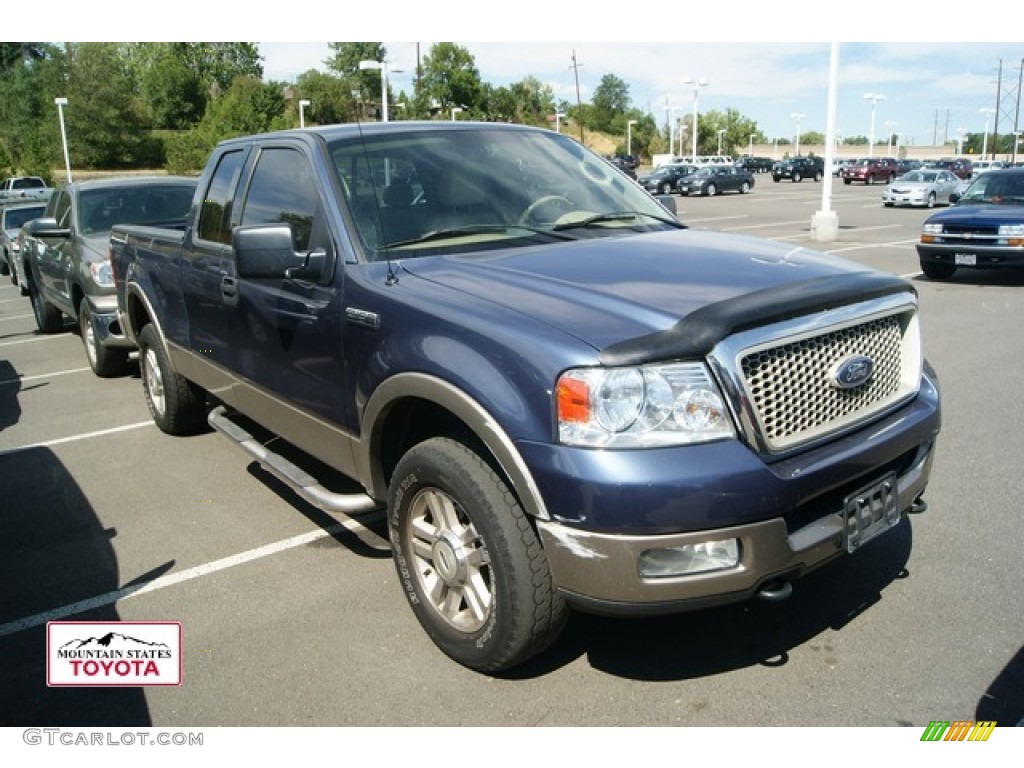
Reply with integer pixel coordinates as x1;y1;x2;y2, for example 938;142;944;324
537;440;934;615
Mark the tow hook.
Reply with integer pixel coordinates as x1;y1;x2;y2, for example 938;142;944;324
757;579;793;602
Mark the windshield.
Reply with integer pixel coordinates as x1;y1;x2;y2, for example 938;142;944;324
77;184;196;235
328;126;681;260
903;172;936;183
957;173;1024;205
3;205;47;230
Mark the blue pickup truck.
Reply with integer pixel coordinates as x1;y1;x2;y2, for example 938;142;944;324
110;122;941;672
917;167;1024;279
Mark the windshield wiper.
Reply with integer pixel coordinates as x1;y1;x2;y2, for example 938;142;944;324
552;210;685;231
380;223;578;249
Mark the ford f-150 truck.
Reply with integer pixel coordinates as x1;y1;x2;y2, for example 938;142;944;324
22;175;197;376
110;122;941;673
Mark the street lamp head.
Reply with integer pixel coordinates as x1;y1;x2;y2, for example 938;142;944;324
299;99;310;108
358;60;383;71
55;97;68;106
864;93;886;103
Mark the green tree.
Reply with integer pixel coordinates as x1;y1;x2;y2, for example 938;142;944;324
591;74;630;133
66;43;157;168
292;69;360;126
166;75;287;174
419;43;483;117
693;108;760;157
0;43;66;177
325;42;390;119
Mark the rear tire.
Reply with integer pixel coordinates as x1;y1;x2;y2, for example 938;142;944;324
792;171;803;183
389;436;567;673
28;274;63;334
705;183;717;197
138;324;206;435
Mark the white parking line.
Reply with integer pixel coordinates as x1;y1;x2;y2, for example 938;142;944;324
0;420;153;456
0;334;70;348
0;313;34;322
0;512;387;638
0;366;91;387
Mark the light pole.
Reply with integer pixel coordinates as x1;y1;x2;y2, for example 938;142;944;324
717;129;726;155
980;108;996;159
864;93;885;159
791;113;805;156
663;102;681;157
298;99;310;128
682;77;708;161
451;106;463;121
627;119;638;156
555;111;566;134
884;121;898;157
748;134;754;158
358;60;402;122
54;97;71;183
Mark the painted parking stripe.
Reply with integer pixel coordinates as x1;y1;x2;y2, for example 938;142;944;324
0;313;35;322
0;334;71;348
0;366;91;387
0;420;153;457
0;512;388;638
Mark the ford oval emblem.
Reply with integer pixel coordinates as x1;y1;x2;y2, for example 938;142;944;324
830;355;875;390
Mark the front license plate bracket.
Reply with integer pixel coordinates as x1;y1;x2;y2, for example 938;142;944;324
843;472;899;554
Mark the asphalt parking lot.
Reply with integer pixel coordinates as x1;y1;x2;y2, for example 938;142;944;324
1;177;1022;729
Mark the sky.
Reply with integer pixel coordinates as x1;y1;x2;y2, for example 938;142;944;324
257;41;1023;151
25;2;1024;152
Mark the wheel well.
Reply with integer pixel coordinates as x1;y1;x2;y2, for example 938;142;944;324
374;397;512;503
126;290;153;337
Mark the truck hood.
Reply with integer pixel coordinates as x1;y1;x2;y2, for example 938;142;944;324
399;229;897;357
927;203;1024;227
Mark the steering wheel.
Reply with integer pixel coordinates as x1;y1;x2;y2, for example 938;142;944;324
519;195;574;224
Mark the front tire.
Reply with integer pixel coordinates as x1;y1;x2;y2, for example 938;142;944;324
705;183;717;197
138;324;207;435
792;171;803;183
926;192;937;208
739;181;750;194
389;437;567;673
79;299;129;378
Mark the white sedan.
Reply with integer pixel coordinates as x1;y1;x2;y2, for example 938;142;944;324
881;169;964;208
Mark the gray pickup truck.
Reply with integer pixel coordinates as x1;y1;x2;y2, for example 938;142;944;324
0;176;53;204
110;122;941;672
22;176;196;376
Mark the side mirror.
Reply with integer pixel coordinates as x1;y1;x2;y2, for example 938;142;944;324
25;217;70;240
655;194;677;217
233;224;325;281
949;193;961;205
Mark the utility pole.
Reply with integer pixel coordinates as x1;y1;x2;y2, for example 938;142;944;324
570;49;585;145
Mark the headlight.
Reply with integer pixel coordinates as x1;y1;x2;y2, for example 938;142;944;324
556;362;735;448
922;223;944;235
998;224;1024;236
88;261;114;287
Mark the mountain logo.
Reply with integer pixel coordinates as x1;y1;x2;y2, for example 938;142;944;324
47;621;182;687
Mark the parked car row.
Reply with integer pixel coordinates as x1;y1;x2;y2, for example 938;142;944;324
638;164;754;196
2;175;198;378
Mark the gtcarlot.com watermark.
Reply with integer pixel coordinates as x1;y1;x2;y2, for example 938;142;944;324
23;729;203;747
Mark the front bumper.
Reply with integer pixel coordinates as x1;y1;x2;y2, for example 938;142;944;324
86;294;134;350
526;374;940;614
917;242;1024;270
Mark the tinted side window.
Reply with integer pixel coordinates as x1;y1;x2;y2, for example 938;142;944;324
239;147;319;251
197;149;244;244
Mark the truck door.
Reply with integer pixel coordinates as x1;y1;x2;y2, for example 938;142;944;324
225;144;346;426
33;190;72;306
181;147;248;374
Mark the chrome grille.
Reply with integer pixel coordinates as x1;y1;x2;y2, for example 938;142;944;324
710;295;921;455
741;316;903;445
